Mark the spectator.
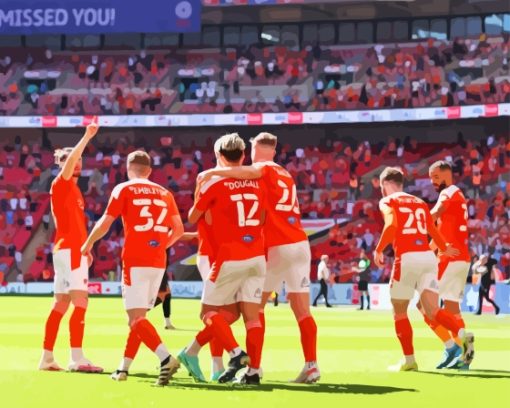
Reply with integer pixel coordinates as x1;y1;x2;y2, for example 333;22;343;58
25;214;33;231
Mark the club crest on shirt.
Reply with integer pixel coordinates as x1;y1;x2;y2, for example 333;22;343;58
287;216;297;225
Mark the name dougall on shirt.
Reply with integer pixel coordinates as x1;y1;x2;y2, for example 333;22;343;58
224;180;260;190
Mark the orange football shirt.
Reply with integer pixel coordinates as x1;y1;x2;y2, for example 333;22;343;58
50;175;87;270
106;178;179;284
195;176;266;282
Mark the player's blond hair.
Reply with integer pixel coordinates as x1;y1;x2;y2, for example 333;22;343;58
250;132;277;148
53;147;73;165
379;167;404;185
214;133;246;162
127;150;151;176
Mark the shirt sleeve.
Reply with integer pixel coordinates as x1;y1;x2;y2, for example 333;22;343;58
165;192;179;218
51;175;72;195
432;191;450;214
195;184;215;213
379;197;392;214
105;189;124;219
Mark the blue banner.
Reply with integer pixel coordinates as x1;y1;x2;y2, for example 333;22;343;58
0;0;201;35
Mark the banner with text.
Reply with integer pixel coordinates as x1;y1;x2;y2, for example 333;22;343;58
0;0;201;35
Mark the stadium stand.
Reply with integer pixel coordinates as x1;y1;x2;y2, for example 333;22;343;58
0;35;509;116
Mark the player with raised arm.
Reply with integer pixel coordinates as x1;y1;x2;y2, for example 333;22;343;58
420;161;475;369
81;151;183;386
187;133;266;385
373;167;474;371
198;132;319;383
39;119;103;373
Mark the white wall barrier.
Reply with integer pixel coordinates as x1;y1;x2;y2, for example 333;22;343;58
0;103;508;129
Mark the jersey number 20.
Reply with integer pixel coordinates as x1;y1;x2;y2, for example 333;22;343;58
399;207;427;235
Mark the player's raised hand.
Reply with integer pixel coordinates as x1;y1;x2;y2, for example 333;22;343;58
373;250;384;268
441;244;460;258
81;242;92;256
86;251;94;267
84;116;99;139
196;169;214;185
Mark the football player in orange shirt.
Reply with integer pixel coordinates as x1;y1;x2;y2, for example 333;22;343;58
198;132;319;383
421;160;475;369
185;133;267;385
81;151;184;386
374;167;474;371
178;205;237;382
39;119;103;373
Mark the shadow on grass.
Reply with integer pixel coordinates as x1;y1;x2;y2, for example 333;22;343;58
419;370;510;379
130;374;416;395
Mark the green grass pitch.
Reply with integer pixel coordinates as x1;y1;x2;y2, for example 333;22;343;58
1;296;508;408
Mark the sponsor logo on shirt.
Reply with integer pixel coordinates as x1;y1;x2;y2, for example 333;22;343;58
254;288;262;298
287;216;297;225
415;239;424;245
148;240;160;248
242;235;254;243
301;277;310;288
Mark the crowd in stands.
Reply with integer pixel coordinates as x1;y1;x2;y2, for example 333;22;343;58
1;128;509;286
0;34;509;116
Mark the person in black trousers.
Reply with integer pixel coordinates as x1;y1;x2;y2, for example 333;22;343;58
355;253;371;310
313;255;332;307
154;273;175;329
473;254;500;315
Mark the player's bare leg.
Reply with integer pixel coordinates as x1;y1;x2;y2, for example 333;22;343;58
287;292;320;383
127;308;179;386
417;300;461;369
39;293;70;371
179;303;239;382
420;290;474;369
389;299;418;371
67;290;103;373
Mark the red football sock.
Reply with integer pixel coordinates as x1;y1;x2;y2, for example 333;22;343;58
434;309;462;337
423;314;452;344
204;312;239;352
69;307;86;348
394;316;414;355
454;313;465;329
209;338;224;358
43;309;65;351
196;325;214;346
298;315;317;363
124;329;142;359
246;320;264;369
131;318;163;352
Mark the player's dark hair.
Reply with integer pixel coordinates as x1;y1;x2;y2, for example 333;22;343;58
379;167;404;185
220;148;243;162
429;160;452;172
